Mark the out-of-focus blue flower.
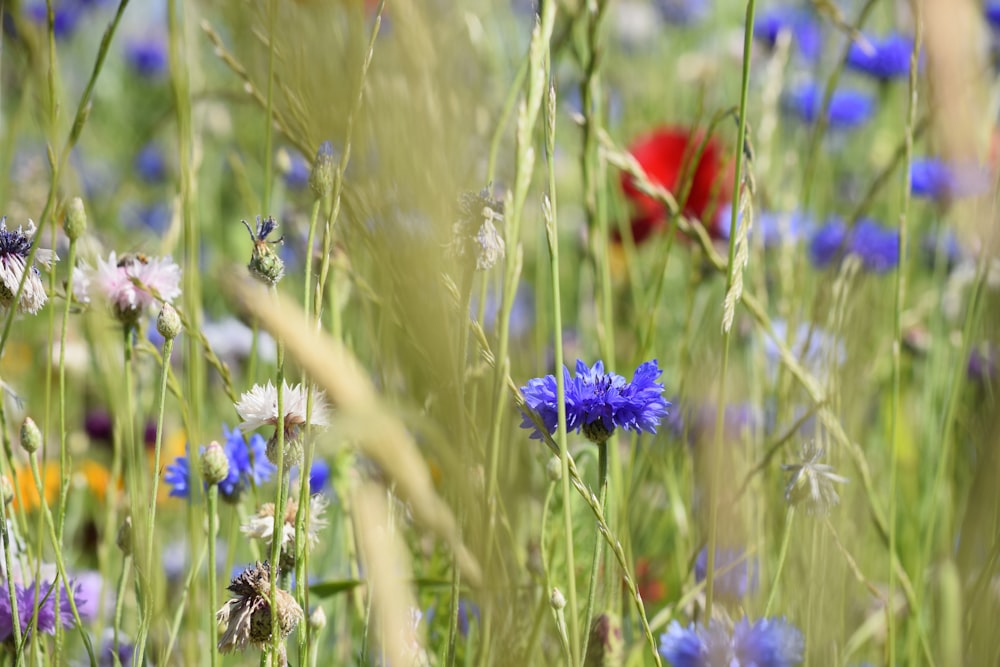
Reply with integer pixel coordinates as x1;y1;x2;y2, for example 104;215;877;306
26;2;80;39
754;7;822;61
988;2;1000;27
520;360;669;443
659;617;804;667
968;343;997;384
846;33;919;81
121;200;172;235
763;320;846;382
717;206;815;248
783;83;875;129
292;457;332;495
134;142;167;183
99;629;135;667
425;599;481;637
920;228;963;270
0;580;80;640
471;282;534;339
848;219;899;273
695;547;759;602
665;400;763;446
653;0;708;26
808;218;847;268
910;158;991;200
164;425;275;501
124;36;168;77
279;148;310;190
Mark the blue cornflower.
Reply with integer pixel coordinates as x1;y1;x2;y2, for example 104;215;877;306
665;400;762;447
659;617;804;667
124;37;168;77
808;218;847;268
134;142;167;183
291;457;332;494
763;320;846;381
988;2;1000;28
753;7;822;61
164;425;275;501
279;149;310;190
520;359;669;443
846;33;919;81
783;83;875;129
848;219;899;273
652;0;708;26
0;580;80;640
425;599;480;637
695;547;759;602
910;158;991;200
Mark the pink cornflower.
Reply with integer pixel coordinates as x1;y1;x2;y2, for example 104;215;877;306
76;251;181;325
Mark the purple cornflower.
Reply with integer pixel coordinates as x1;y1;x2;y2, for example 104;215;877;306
753;7;822;61
0;580;81;640
25;2;80;40
910;158;991;201
695;547;759;602
659;617;804;667
846;33;919;81
164;425;276;502
134;142;168;183
520;359;669;443
847;219;899;273
783;83;875;129
124;36;168;77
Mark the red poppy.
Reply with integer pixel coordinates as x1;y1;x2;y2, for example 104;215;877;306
618;126;734;243
633;557;666;604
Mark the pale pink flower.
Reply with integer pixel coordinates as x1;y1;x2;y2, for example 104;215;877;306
76;251;181;324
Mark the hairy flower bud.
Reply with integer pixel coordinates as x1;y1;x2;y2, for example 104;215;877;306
156;303;183;340
117;516;133;556
65;197;88;241
200;441;230;486
309;141;336;198
546;456;563;482
550;587;566;610
20;417;42;454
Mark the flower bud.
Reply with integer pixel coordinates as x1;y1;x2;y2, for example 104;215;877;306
156;303;183;340
0;476;14;505
200;441;230;486
309;605;327;631
20;417;42;454
65;197;87;241
546;456;562;482
117;516;133;556
550;587;566;610
309;141;336;198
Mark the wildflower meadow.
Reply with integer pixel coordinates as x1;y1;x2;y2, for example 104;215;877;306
0;0;998;665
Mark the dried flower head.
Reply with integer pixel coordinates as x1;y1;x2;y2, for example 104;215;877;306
76;251;181;326
242;216;285;285
449;186;506;271
0;217;57;315
216;561;303;657
234;381;329;465
781;442;848;515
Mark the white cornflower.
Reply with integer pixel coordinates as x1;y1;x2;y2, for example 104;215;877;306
0;217;57;315
781;442;849;514
235;381;329;465
241;494;328;551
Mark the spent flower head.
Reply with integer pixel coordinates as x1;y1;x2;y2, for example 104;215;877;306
520;359;669;443
0;216;57;315
216;561;303;658
782;442;848;514
242;216;285;285
241;494;328;567
449;185;506;272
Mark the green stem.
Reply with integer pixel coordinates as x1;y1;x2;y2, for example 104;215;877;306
134;334;175;666
764;508;795;616
269;315;288;661
262;0;277;215
113;554;130;664
580;440;608;664
706;0;756;623
207;485;220;667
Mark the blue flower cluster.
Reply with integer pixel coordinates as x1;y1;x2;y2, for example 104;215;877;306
910;158;991;201
0;580;81;641
164;425;275;501
846;33;919;81
809;219;899;273
753;7;822;61
659;617;804;667
520;360;669;443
